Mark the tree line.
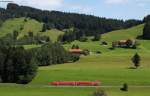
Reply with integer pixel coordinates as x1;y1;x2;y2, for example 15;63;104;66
143;15;150;40
1;3;142;37
0;40;37;84
0;40;80;84
30;42;80;66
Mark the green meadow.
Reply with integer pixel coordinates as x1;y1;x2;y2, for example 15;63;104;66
0;18;150;96
0;18;64;42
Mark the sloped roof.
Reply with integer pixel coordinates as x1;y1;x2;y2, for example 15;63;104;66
69;49;83;53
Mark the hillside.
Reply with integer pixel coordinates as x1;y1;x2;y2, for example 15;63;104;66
0;20;150;96
0;3;143;41
29;24;150;96
64;24;150;54
0;18;25;38
0;2;150;96
102;24;144;42
0;18;64;42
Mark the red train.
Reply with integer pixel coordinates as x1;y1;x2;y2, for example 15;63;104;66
48;81;100;86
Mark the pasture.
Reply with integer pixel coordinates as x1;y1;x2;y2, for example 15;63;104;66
0;85;150;96
0;19;150;96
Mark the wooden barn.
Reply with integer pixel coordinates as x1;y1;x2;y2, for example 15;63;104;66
69;49;84;54
69;48;89;55
113;39;136;48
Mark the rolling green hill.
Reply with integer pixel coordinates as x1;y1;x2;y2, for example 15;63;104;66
102;24;144;42
0;18;64;42
0;18;25;38
29;23;150;96
0;18;150;96
64;24;150;54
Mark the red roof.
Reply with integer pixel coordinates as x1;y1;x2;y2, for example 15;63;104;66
69;49;83;53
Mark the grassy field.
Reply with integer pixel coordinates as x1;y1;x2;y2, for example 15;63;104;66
0;20;150;95
31;53;150;86
0;85;150;96
0;18;25;37
0;18;64;42
64;24;146;52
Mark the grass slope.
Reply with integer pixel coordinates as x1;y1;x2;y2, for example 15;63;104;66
28;24;150;95
0;18;64;42
41;29;64;42
64;24;150;54
0;18;25;37
102;24;144;42
0;85;150;96
0;21;150;96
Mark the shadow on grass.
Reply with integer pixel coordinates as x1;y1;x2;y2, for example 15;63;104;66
136;35;143;40
127;67;137;69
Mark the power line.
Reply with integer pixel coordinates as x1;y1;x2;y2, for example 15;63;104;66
0;0;13;3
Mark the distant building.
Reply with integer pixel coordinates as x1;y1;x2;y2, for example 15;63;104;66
113;39;136;48
101;41;108;45
69;49;89;55
69;49;83;54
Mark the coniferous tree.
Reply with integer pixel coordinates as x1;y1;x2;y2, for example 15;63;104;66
131;53;141;69
71;44;76;49
143;21;150;40
33;42;79;66
13;30;19;40
75;45;80;49
92;34;101;41
120;83;128;91
0;41;37;84
41;23;47;32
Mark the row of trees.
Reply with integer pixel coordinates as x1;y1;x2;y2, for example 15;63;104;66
30;42;80;66
0;40;80;84
143;21;150;40
1;3;148;42
1;3;142;37
57;28;101;42
142;15;150;39
1;29;51;45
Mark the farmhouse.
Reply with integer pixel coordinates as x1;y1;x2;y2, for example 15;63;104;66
69;49;84;54
113;39;136;48
69;48;90;55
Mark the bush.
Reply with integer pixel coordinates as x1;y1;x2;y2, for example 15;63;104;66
131;53;141;69
83;49;90;55
96;51;102;54
92;89;107;96
70;54;80;62
24;18;27;22
92;34;101;41
79;36;88;42
132;44;137;49
120;83;128;91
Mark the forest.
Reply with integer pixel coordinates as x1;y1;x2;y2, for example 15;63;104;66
0;3;142;37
